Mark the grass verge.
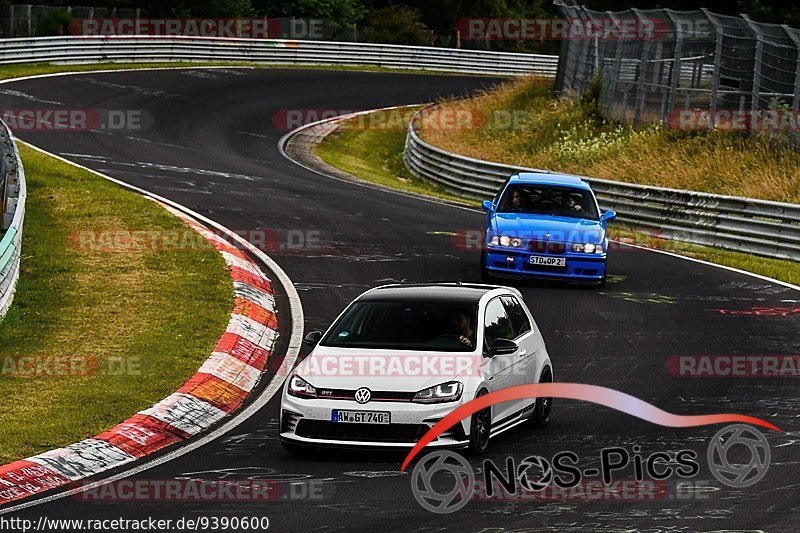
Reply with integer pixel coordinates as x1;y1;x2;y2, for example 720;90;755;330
0;145;233;463
317;107;800;287
419;76;800;204
315;107;477;206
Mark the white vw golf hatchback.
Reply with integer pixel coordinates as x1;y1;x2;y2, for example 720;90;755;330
280;283;553;454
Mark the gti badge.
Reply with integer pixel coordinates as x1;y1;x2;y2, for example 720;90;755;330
354;388;372;404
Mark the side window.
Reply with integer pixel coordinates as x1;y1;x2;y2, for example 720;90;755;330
484;298;514;348
494;178;511;206
502;296;532;338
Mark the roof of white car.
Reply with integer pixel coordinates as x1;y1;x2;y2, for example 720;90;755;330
361;283;521;304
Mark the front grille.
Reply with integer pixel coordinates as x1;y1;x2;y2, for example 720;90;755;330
529;240;566;254
295;420;428;443
529;240;547;253
281;410;302;433
317;389;415;402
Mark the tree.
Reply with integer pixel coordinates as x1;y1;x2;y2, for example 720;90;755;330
365;4;431;45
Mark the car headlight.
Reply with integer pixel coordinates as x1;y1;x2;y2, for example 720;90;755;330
489;235;523;248
571;243;604;254
413;382;464;404
288;375;317;398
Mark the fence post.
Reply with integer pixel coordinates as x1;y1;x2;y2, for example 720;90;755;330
783;26;800;147
741;15;764;132
664;10;684;124
632;8;653;124
605;10;625;120
701;9;723;129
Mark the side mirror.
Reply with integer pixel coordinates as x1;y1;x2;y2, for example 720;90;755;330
303;330;323;346
482;200;495;212
488;338;518;357
602;210;617;223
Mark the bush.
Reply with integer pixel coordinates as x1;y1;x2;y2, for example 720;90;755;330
365;4;431;45
36;10;73;37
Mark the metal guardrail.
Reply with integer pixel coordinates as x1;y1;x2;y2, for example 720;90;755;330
0;36;559;77
404;114;800;261
0;119;25;317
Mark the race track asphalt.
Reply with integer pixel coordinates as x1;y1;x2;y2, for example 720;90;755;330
1;68;799;532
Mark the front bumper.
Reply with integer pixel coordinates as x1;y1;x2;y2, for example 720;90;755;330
280;394;470;448
484;249;606;281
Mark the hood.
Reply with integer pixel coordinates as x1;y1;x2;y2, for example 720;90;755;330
490;212;605;244
292;346;483;392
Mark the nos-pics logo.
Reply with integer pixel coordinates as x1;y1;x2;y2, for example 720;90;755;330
411;424;770;514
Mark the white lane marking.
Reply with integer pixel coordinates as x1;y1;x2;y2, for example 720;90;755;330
614;240;800;293
276;105;480;215
0;140;304;514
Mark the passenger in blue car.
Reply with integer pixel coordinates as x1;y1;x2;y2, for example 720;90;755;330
563;193;584;212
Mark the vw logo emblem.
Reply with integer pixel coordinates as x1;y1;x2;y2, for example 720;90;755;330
354;388;372;404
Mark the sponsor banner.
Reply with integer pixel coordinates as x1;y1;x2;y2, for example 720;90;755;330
94;414;185;457
28;439;136;481
0;461;70;503
214;333;271;371
140;393;228;437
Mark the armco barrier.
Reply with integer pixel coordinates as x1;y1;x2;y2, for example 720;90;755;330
0;120;25;318
0;205;278;507
0;36;558;77
404;112;800;261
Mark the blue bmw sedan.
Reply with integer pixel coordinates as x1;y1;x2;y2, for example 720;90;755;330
481;173;616;287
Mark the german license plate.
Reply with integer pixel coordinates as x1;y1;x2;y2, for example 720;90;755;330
530;255;566;267
332;410;390;424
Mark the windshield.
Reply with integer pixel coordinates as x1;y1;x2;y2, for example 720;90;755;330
498;184;599;220
321;300;478;352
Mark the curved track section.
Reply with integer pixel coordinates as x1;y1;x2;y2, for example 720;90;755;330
1;68;798;531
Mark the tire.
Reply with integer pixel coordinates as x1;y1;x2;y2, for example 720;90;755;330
480;251;492;282
468;390;492;455
281;439;308;455
529;367;553;428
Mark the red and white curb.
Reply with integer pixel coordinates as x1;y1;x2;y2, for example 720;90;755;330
0;204;277;506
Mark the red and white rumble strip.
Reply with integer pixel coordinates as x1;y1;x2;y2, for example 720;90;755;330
0;205;277;506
